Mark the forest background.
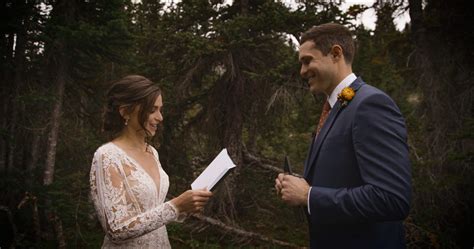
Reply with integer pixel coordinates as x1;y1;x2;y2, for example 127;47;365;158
0;0;472;248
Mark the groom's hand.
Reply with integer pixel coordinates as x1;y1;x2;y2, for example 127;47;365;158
274;173;284;194
276;173;310;206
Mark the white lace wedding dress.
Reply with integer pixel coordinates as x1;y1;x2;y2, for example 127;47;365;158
90;142;181;248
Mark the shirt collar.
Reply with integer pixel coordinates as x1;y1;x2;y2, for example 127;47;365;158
327;73;357;108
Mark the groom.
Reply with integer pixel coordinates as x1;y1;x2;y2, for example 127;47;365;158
275;23;411;249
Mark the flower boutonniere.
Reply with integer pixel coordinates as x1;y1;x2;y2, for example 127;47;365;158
337;87;356;107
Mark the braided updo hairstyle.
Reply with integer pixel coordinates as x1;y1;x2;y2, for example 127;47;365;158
103;75;162;138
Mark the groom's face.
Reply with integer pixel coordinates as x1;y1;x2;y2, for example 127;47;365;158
299;41;337;95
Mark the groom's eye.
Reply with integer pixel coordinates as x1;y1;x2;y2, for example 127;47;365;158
301;57;311;65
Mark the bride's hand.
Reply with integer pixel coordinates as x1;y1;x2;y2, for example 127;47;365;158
170;189;213;214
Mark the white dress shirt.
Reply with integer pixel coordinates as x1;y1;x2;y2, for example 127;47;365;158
307;73;357;214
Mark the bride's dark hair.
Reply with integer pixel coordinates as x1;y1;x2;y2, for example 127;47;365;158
102;75;162;138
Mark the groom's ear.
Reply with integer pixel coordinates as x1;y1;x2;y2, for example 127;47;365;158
330;45;344;62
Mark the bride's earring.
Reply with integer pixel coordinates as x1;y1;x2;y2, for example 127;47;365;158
124;118;129;126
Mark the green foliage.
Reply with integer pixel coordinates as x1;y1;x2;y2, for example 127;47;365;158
1;0;472;248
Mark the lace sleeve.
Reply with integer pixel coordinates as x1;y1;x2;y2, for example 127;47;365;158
90;148;179;243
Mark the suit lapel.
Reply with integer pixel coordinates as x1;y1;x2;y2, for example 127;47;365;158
304;101;342;178
303;135;316;179
303;77;365;178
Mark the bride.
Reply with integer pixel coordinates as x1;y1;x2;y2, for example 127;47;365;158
90;75;213;248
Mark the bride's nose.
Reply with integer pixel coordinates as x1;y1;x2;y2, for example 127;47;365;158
155;111;163;122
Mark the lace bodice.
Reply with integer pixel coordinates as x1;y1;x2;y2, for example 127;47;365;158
90;142;179;248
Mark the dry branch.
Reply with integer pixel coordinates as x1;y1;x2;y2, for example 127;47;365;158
243;151;303;178
166;195;304;248
190;213;306;248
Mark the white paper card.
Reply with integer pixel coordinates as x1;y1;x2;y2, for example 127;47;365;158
191;148;236;190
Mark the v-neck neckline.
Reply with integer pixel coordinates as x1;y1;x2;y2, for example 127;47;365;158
109;142;162;199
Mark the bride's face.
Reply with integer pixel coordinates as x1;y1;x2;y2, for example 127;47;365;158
125;94;164;137
145;94;164;137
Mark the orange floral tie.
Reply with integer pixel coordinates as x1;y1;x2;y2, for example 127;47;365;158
316;100;331;136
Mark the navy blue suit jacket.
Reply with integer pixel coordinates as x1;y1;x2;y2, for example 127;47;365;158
303;77;411;249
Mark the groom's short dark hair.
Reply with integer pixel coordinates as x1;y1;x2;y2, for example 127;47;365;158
300;23;355;64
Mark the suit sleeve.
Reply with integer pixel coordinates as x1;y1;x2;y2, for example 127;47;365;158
308;93;411;224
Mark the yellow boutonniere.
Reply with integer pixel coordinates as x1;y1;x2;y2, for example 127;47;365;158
337;87;355;107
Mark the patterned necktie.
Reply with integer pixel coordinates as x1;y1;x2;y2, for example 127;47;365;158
315;100;331;136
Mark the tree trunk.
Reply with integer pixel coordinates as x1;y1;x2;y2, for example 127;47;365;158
42;0;76;188
0;33;15;172
43;58;67;186
17;192;41;244
41;1;76;246
209;51;244;222
50;212;67;249
0;88;7;172
240;0;248;15
26;132;42;186
7;8;28;173
408;0;423;51
27;132;41;172
407;1;474;247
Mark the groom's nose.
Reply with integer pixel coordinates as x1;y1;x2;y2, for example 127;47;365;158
300;65;307;78
300;65;311;79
